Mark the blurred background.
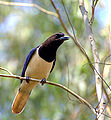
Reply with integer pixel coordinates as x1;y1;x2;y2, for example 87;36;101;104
0;0;111;120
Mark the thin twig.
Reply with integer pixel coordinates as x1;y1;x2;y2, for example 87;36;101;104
61;0;76;41
50;3;111;116
50;3;111;118
79;0;100;99
0;1;58;17
90;0;95;25
65;56;74;101
63;0;111;92
101;55;111;115
79;1;111;90
50;0;95;72
0;73;96;115
51;0;111;91
50;0;70;35
102;55;111;77
0;67;13;75
90;0;99;25
79;0;106;119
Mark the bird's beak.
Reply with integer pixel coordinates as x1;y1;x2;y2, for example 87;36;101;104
59;36;69;41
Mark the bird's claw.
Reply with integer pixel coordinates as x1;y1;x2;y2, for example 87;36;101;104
26;76;30;83
40;78;46;85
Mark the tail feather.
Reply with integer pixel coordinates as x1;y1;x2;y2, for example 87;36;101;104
12;90;30;114
12;81;39;114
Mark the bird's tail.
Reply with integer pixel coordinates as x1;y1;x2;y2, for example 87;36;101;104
12;81;39;114
12;89;30;114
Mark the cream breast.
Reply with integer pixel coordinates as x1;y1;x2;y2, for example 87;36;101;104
25;48;53;79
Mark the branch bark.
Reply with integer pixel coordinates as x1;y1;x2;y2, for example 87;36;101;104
0;1;58;17
50;0;111;119
50;0;95;71
50;0;111;93
0;0;109;118
79;0;106;119
0;73;96;115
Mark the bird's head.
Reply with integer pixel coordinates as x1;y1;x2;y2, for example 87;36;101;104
38;32;69;62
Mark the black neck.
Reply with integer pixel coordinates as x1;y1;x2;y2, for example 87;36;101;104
38;40;63;62
38;45;56;62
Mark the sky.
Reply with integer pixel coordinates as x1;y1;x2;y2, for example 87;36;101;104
0;0;111;33
0;0;111;35
95;0;111;27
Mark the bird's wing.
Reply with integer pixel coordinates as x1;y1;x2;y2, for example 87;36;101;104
50;58;56;73
21;46;39;77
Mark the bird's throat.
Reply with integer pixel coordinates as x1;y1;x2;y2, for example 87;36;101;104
38;46;56;62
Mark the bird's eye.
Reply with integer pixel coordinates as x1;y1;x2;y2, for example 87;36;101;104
55;33;64;39
55;34;58;39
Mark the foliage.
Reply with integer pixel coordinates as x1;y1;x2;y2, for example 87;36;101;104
0;0;111;120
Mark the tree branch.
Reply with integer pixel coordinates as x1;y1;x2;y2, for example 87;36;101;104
50;0;95;71
79;0;106;119
0;66;13;75
90;0;99;25
51;0;111;93
50;1;111;118
0;72;96;115
0;1;58;17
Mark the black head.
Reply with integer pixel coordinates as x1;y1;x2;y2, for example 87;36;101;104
38;32;69;62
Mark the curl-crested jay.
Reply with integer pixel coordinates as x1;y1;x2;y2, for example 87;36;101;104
12;32;69;114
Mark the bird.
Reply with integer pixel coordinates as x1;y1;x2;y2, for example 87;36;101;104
11;32;69;114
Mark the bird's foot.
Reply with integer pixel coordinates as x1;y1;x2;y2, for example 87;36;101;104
40;78;46;85
26;76;30;83
18;87;21;92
